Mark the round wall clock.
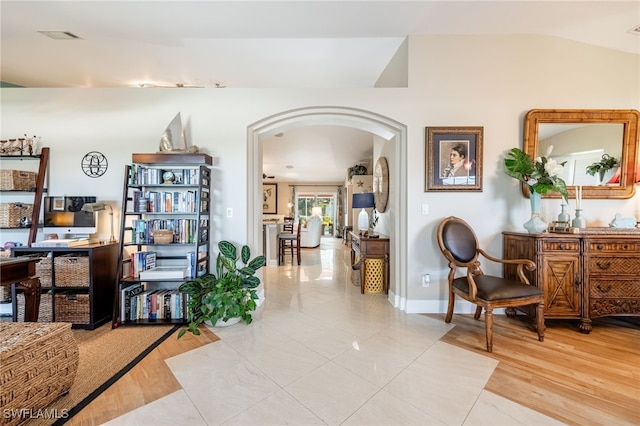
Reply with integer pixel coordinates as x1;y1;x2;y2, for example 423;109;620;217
373;157;389;212
81;151;108;178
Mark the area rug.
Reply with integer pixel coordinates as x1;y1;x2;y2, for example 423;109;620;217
24;322;180;426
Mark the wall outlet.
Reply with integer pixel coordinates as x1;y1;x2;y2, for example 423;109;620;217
421;204;429;215
422;273;430;287
226;208;233;218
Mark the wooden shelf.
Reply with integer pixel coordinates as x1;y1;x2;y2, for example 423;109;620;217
131;152;212;165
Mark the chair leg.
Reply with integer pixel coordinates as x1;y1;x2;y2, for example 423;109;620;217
536;301;545;342
484;307;494;353
444;291;455;323
473;305;482;320
296;244;301;265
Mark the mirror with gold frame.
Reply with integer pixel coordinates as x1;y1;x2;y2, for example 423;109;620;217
524;109;639;199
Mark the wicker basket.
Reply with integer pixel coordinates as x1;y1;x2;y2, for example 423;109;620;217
0;202;33;228
34;256;53;287
16;293;53;322
54;255;89;287
0;169;37;191
54;293;90;324
0;322;78;426
153;229;174;244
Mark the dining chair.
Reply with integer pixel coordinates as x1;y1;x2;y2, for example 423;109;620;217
278;220;301;265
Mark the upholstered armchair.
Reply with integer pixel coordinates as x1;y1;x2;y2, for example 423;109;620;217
300;215;323;248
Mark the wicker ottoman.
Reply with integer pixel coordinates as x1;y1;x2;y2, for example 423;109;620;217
0;323;78;426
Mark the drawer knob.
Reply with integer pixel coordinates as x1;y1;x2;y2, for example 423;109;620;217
559;243;565;250
596;244;604;250
596;261;611;270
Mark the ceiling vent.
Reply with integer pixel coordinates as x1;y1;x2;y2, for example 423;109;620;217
628;25;640;36
38;31;81;40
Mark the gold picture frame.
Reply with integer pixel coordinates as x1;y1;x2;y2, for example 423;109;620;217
425;126;483;191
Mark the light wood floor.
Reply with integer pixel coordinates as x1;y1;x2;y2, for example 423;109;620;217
70;313;639;425
438;313;640;426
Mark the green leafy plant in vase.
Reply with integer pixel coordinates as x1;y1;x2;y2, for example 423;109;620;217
178;240;265;338
504;147;568;233
585;153;618;185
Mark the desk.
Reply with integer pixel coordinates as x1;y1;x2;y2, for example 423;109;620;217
350;232;390;294
0;257;41;321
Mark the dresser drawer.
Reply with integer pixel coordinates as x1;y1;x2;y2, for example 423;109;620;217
542;240;580;252
588;241;640;253
588;256;640;275
590;279;640;298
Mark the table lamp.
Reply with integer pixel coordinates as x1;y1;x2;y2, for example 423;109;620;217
352;192;375;234
81;202;116;243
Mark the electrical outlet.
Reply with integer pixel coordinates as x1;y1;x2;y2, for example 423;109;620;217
422;273;430;287
421;204;429;215
226;208;233;218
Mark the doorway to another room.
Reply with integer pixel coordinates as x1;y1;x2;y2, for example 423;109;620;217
248;106;408;309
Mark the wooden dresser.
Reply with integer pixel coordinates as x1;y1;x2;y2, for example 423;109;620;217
503;229;640;333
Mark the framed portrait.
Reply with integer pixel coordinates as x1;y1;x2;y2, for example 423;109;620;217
51;196;65;211
262;183;277;214
425;126;483;191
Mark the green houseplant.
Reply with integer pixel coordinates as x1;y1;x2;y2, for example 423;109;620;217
586;153;618;184
178;240;265;338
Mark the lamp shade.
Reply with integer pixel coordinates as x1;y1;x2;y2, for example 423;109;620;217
81;202;116;243
352;192;375;209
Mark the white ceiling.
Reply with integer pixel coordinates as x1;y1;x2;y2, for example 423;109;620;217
2;1;638;183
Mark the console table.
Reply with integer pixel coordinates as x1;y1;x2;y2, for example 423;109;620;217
503;229;640;333
350;232;390;294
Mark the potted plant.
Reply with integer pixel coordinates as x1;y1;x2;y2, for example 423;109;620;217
586;153;619;185
177;240;265;338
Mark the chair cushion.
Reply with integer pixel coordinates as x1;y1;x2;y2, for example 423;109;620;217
452;275;543;301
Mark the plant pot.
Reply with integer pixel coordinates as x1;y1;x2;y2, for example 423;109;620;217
205;316;241;327
523;191;548;234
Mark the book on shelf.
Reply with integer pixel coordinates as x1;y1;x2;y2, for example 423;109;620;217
121;283;145;321
139;266;188;280
130;251;156;277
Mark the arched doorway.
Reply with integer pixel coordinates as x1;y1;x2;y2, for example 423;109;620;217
247;106;408;309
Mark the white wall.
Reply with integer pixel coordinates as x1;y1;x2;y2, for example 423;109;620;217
2;35;638;312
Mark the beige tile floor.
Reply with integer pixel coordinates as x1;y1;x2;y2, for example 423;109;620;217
105;237;563;426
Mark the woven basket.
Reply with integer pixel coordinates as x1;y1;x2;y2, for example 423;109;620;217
54;293;90;324
54;255;89;287
153;229;174;244
16;293;53;322
0;322;78;426
34;256;52;287
0;169;37;191
0;203;33;228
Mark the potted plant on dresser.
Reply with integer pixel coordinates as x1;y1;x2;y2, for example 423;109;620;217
178;240;265;338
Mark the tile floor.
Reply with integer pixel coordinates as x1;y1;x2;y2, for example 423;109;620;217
105;237;563;425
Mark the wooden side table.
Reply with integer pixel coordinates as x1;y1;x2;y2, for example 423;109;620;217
350;231;390;294
0;257;41;322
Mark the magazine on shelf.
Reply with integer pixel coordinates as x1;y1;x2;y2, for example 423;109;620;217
139;266;188;280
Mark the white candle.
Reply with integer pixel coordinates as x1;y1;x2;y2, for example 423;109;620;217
576;185;582;209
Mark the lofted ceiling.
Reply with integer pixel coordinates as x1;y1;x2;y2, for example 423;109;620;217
1;1;638;183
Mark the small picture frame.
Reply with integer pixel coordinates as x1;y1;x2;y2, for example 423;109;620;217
51;197;65;211
425;126;483;191
262;183;277;214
